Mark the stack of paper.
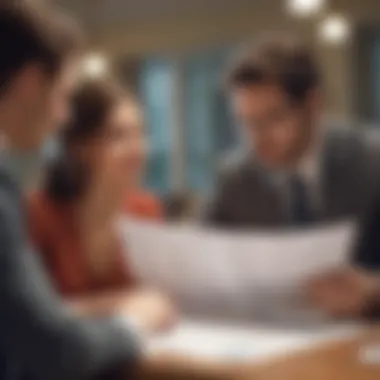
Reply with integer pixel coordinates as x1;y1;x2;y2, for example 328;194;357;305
147;320;363;363
120;220;360;362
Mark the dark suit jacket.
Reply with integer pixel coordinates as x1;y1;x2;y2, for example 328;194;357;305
353;195;380;271
204;126;380;267
0;164;139;380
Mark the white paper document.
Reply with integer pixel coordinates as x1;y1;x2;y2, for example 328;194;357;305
122;220;360;362
147;319;363;363
120;219;355;320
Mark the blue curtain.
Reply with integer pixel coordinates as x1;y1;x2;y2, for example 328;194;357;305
140;59;174;194
139;49;237;194
183;49;235;192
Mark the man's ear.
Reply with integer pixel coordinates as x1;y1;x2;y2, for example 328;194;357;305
13;63;47;101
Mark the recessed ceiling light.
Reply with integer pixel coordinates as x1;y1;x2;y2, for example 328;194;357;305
287;0;325;17
318;14;351;45
81;54;108;77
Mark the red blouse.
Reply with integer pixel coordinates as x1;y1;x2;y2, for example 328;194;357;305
28;191;162;297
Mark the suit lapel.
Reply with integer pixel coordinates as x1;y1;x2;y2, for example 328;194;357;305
245;160;289;226
320;131;358;220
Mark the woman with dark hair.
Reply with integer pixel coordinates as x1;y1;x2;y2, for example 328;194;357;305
27;79;167;318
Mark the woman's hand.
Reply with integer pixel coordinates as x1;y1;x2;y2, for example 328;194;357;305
68;289;178;334
306;267;380;318
122;289;178;334
67;291;127;317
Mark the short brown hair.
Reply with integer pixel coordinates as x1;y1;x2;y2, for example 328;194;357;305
0;0;82;94
227;36;321;103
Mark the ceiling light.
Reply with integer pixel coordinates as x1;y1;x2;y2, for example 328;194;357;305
318;14;351;45
81;54;108;77
287;0;325;17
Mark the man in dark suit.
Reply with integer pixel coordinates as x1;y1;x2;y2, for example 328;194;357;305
0;2;174;380
204;36;380;318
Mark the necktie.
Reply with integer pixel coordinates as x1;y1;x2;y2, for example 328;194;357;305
289;174;317;226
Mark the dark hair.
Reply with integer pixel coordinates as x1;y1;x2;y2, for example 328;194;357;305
45;79;125;203
0;0;82;95
226;36;321;103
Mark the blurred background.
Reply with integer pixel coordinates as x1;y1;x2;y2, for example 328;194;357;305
55;0;380;213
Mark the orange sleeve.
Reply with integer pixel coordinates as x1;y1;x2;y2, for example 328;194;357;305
27;193;68;288
141;193;163;220
27;192;75;295
124;191;164;220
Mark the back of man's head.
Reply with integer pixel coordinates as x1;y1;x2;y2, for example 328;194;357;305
0;0;81;96
226;35;321;103
0;0;83;151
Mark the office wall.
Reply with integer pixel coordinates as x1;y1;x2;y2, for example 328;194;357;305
62;0;380;193
81;0;380;118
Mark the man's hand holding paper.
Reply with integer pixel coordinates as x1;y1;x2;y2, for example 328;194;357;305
306;267;380;318
121;219;355;320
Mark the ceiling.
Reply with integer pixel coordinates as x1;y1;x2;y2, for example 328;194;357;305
57;0;270;29
55;0;380;54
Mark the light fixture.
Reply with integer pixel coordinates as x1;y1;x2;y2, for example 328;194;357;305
286;0;325;17
81;53;108;77
318;14;351;45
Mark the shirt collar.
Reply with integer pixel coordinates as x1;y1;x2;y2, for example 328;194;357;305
268;132;322;187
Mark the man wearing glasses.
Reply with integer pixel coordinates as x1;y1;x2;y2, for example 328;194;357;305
204;36;380;318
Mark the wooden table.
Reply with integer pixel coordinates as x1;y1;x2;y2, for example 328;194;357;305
137;326;380;380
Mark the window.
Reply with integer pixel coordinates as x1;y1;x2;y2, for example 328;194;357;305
139;48;237;195
183;49;234;192
354;26;380;123
140;59;174;194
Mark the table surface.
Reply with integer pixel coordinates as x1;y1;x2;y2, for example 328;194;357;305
137;326;380;380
